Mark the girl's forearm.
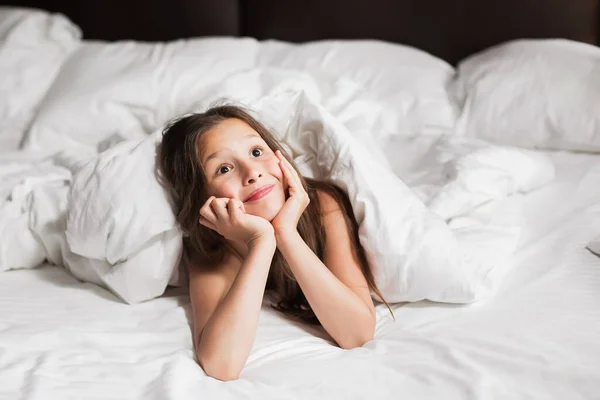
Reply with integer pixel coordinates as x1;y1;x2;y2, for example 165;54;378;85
197;237;276;381
276;231;375;349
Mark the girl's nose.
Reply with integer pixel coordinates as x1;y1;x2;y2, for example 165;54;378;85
243;165;262;185
246;173;262;185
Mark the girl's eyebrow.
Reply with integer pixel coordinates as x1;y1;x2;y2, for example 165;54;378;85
203;134;260;163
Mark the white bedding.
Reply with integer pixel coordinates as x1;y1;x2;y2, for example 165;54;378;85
1;150;599;399
0;94;554;305
2;7;600;399
0;7;81;153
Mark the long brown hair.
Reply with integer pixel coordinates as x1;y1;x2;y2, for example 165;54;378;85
158;105;393;324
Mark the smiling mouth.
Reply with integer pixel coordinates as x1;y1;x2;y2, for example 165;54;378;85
244;185;275;202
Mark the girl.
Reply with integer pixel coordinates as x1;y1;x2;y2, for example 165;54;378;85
158;105;392;381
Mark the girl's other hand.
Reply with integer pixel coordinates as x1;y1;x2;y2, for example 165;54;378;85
199;196;274;246
271;150;310;236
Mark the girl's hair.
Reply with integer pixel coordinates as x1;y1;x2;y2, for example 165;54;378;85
158;105;393;324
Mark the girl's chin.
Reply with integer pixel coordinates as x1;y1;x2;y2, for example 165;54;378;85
250;211;278;222
245;204;281;221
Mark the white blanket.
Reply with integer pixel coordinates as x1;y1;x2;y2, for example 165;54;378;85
0;92;555;306
2;150;599;400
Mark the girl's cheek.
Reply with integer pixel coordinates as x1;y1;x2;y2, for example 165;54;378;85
209;182;232;199
227;181;244;199
269;160;283;179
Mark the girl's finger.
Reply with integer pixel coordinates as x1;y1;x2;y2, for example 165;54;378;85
280;156;308;199
199;196;217;222
228;198;244;219
278;159;290;191
276;151;292;179
199;215;217;231
279;152;301;188
232;198;245;213
210;198;230;220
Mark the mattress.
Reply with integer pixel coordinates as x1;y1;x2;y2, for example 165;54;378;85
1;149;599;400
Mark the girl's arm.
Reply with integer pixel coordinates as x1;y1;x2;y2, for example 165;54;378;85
191;236;276;381
275;191;376;349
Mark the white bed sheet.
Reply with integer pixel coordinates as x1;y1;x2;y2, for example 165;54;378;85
1;149;599;400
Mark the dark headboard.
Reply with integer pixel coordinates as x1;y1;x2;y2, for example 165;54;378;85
2;0;599;64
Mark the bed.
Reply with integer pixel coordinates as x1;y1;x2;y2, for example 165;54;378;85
1;1;600;399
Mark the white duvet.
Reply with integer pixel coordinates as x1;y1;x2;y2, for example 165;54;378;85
1;89;554;306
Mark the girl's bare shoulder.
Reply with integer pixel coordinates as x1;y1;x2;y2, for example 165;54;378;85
316;189;343;216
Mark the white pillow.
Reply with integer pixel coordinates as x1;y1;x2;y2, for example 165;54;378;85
65;131;182;303
24;38;457;155
0;7;81;151
258;40;457;138
22;38;260;153
451;39;600;152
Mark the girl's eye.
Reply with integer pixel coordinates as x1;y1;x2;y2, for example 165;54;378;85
215;147;263;176
251;147;263;157
216;165;231;175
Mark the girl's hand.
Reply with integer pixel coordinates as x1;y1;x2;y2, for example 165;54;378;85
271;150;310;236
199;196;274;246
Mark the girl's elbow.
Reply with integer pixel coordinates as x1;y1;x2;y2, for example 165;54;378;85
205;365;240;382
339;330;374;350
197;352;241;381
342;317;376;349
339;338;371;350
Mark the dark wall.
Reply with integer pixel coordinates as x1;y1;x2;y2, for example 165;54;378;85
1;0;241;40
2;0;598;64
243;0;599;64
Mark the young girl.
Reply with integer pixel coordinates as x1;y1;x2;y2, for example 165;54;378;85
158;105;392;381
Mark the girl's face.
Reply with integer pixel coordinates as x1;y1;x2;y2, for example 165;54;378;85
198;118;286;221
